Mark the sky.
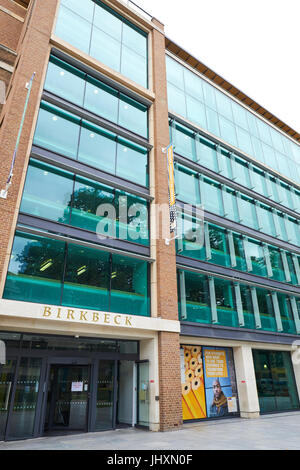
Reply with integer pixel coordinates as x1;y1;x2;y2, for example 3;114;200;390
133;0;300;133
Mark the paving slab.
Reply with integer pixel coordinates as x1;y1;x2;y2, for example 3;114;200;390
1;412;300;450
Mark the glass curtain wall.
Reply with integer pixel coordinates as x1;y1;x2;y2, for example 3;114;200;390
20;159;149;246
55;0;148;88
166;56;300;185
44;55;148;138
178;268;300;334
176;215;300;288
175;162;300;247
3;232;150;317
33;102;149;188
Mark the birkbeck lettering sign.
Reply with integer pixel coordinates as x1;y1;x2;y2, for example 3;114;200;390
42;306;133;327
0;299;181;333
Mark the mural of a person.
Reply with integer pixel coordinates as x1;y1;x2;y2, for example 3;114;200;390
209;379;229;417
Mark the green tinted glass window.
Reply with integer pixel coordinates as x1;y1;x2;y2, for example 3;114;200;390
20;160;73;224
177;213;205;261
62;244;110;311
55;6;92;54
84;76;119;123
114;190;149;246
70;176;115;234
277;293;296;335
268;246;285;282
237;195;258;229
174;123;195;161
240;285;255;329
110;255;149;316
256;288;276;332
246;239;267;277
116;139;148;187
78;122;117;174
183;271;211;324
3;232;65;305
214;278;239;328
33;103;80;159
56;1;148;88
202;178;223;216
118;94;148;139
232;233;247;271
44;57;86;107
208;225;230;267
196;137;218;171
176;165;200;205
186;95;207;129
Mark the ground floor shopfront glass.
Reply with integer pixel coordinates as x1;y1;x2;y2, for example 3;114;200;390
253;349;300;414
0;332;149;441
180;346;239;421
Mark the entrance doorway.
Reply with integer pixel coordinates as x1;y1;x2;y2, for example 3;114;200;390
44;365;90;434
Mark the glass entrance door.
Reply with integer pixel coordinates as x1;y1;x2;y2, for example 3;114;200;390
45;365;90;433
137;361;149;427
0;359;17;440
253;350;300;413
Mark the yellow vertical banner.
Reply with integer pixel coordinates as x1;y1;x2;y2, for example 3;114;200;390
167;145;176;207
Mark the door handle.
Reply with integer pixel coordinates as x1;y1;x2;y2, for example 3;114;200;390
4;381;12;411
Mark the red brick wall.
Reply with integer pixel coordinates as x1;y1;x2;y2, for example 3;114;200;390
151;19;182;430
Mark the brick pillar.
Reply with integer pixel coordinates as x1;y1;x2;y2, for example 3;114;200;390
151;18;182;431
0;0;59;294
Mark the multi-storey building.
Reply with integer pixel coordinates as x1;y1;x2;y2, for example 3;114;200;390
0;0;299;441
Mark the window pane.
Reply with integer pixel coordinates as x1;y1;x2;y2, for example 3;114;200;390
183;271;211;324
214;278;239;328
233;233;247;272
237;195;258;229
174;123;196;161
167;83;186;117
121;45;147;88
115;190;149;246
256;288;276;332
206;107;220;136
3;233;65;304
78;122;117;174
70;176;115;233
90;26;121;72
62;244;110;311
268;247;285;282
55;6;91;54
93;3;122;41
246;239;267;277
118;93;148;138
176;166;200;205
110;255;149;316
236;126;253;155
33;104;80;159
223;188;239;222
184;68;203;102
166;55;184;90
219;115;237;147
44;57;86;107
177;214;205;261
232;157;250;188
122;23;147;58
257;204;275;237
240;285;255;329
277;294;296;335
202;179;223;216
84;77;119;123
186;95;207;129
61;0;95;22
208;225;230;267
116;139;148;187
196;137;218;172
20;160;73;224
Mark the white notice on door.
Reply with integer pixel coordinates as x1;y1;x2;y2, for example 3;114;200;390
71;382;83;392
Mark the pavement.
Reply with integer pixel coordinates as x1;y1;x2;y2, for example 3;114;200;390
1;411;300;450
